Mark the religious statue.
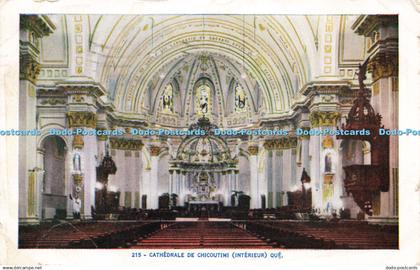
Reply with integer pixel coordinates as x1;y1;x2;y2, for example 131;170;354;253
356;56;370;93
200;95;208;114
325;153;333;173
73;153;81;171
69;193;81;219
162;84;174;113
196;82;211;115
235;84;246;111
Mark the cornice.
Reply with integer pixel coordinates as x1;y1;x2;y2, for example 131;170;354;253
299;81;353;97
20;15;56;38
352;15;398;37
56;79;106;98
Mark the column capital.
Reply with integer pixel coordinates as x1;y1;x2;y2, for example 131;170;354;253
149;145;161;156
110;138;143;151
367;52;398;82
263;137;297;150
297;127;311;140
19;52;41;84
309;111;341;128
248;145;259;156
67;111;97;128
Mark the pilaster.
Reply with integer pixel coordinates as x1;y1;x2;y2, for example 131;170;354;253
19;15;55;224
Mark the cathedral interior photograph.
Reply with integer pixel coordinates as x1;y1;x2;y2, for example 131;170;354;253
18;14;399;249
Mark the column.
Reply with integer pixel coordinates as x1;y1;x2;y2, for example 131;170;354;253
19;15;55;224
354;15;398;219
309;111;341;212
296;132;310;186
169;170;174;195
248;145;259;209
149;145;160;209
141;167;151;209
370;54;398;218
282;148;292;206
67;113;98;220
265;150;273;208
63;81;105;219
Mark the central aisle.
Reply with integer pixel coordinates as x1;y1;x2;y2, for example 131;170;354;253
130;222;274;249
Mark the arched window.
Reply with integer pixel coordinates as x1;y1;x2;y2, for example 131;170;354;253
161;84;174;113
234;83;247;112
195;79;212;116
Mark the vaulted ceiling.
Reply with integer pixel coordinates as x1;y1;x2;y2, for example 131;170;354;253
39;15;366;119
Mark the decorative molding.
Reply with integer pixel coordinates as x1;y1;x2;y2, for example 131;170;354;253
72;95;85;103
149;145;161;156
263;137;298;150
248;145;259;155
300;81;353;97
19;53;41;83
110;138;143;151
20;15;56;38
322;135;334;149
72;135;84;149
352;15;398;37
97;129;108;141
298;127;311;140
39;98;66;105
73;174;83;186
367;52;398;82
67;111;97;128
57;82;106;98
309;111;341;127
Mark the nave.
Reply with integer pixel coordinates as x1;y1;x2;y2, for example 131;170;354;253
18;14;400;250
19;219;397;249
130;222;273;249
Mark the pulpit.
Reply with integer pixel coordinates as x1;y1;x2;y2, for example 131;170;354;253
95;152;117;214
337;59;389;215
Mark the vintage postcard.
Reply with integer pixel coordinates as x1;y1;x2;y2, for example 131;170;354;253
0;0;419;269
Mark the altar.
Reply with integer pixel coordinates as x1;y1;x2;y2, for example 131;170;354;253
168;117;240;208
187;200;221;213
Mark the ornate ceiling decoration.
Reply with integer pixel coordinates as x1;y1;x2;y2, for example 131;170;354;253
87;15;317;115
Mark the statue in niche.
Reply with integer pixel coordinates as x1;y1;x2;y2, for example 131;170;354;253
162;84;174;113
235;83;246;112
325;153;332;173
199;94;208;114
196;82;210;115
73;153;81;171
